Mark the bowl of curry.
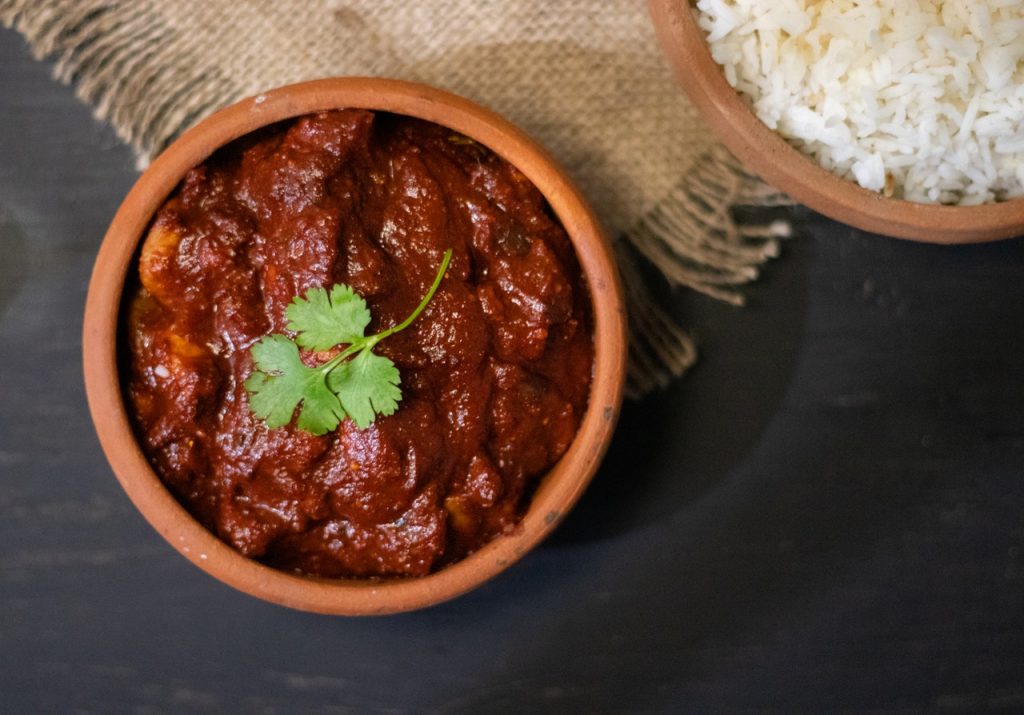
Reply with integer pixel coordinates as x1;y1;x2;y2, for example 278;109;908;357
83;78;626;615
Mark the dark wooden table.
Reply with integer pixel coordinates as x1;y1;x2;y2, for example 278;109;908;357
3;28;1023;713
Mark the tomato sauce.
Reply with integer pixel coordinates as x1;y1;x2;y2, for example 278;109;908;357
124;110;593;578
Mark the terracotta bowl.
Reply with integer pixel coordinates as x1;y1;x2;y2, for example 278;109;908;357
83;78;627;615
649;0;1024;243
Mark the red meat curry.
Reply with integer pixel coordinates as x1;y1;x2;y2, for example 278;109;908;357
125;110;593;578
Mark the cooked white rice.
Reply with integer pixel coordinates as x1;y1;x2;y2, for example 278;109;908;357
694;0;1024;205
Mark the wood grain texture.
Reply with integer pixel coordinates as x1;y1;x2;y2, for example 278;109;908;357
2;27;1024;714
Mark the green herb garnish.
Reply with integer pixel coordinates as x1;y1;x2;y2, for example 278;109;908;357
244;249;452;434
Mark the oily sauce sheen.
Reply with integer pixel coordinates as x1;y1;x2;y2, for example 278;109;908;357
125;110;594;578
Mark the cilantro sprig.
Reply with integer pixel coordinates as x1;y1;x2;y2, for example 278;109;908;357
244;249;452;435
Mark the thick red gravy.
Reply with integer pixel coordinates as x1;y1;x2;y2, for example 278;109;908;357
125;110;593;578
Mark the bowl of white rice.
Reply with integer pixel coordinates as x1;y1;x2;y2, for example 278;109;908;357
649;0;1024;242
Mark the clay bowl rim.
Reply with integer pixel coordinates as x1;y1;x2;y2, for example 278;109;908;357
648;0;1024;244
82;77;627;616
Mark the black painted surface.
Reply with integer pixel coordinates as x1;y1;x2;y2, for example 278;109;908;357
2;28;1023;713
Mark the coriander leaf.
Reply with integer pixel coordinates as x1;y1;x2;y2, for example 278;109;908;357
293;381;347;435
244;249;452;434
286;284;371;351
248;333;303;375
244;335;346;435
328;349;402;430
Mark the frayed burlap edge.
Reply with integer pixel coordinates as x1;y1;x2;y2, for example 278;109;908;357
1;0;792;398
622;143;791;395
0;0;241;166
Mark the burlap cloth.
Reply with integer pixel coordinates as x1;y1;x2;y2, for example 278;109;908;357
1;0;789;395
